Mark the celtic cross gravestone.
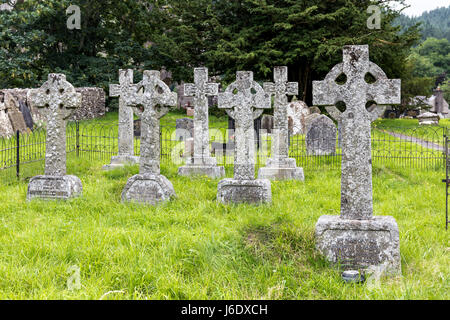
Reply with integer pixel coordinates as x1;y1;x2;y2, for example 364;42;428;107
313;45;401;274
103;69;140;170
26;74;83;200
216;71;272;204
121;70;177;205
258;66;304;180
178;67;225;178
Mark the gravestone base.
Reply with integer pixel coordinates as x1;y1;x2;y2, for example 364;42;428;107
178;165;225;179
315;215;401;275
122;173;175;205
102;155;140;171
217;178;271;204
178;156;225;178
27;175;83;201
258;158;304;181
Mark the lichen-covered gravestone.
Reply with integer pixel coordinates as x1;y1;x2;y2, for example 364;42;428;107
258;67;304;181
121;70;177;205
26;74;83;200
305;114;337;155
217;71;272;204
313;45;401;275
103;69;140;170
178;68;225;178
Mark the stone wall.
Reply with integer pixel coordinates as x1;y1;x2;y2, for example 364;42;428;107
0;87;106;123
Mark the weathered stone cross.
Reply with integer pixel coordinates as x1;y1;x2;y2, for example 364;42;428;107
109;69;138;159
126;70;177;174
218;71;271;180
31;74;82;176
184;67;219;164
263;66;298;162
313;45;400;220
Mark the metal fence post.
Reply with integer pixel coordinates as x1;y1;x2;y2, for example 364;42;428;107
76;121;80;158
16;130;20;180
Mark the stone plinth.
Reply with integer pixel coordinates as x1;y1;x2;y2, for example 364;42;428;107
102;155;140;170
315;215;401;275
27;175;82;201
122;173;175;205
417;112;440;125
217;178;271;204
258;157;304;181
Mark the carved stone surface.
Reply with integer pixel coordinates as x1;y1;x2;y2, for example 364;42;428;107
178;68;224;178
70;87;106;121
121;173;175;205
26;74;83;200
27;175;82;201
258;66;304;181
122;70;177;205
103;69;140;170
313;45;401;274
305;114;337;155
287;100;310;135
217;71;272;204
315;216;401;275
217;178;271;204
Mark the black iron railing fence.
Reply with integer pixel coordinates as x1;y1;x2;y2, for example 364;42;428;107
0;121;447;185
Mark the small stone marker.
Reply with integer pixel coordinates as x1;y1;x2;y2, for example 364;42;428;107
217;71;272;204
258;67;304;181
417;112;440;125
305;114;337;155
313;45;401;275
121;70;177;205
287;100;310;135
178;68;225;178
5;92;29;134
26;74;83;200
103;69;140;170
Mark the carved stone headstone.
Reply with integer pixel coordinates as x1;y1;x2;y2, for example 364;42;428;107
287;100;310;135
178;68;225;178
258;67;304;181
305;114;337;155
217;71;272;204
261;114;274;133
175;118;194;141
121;70;177;205
26;74;83;200
313;45;401;275
4;92;29;134
103;69;140;170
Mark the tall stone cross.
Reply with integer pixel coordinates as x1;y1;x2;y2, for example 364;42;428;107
184;67;219;164
31;74;82;176
218;71;271;180
109;69;139;158
313;45;400;220
127;70;177;174
263;66;298;162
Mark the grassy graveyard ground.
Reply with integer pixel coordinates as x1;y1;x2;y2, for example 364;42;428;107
0;156;448;300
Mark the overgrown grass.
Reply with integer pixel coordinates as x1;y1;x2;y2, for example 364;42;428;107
0;157;448;299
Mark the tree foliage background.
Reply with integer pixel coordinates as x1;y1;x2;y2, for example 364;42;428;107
0;0;447;109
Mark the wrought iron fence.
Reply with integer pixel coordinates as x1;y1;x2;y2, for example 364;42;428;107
0;121;447;185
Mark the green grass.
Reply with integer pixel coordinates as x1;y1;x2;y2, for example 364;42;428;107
0;157;448;299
